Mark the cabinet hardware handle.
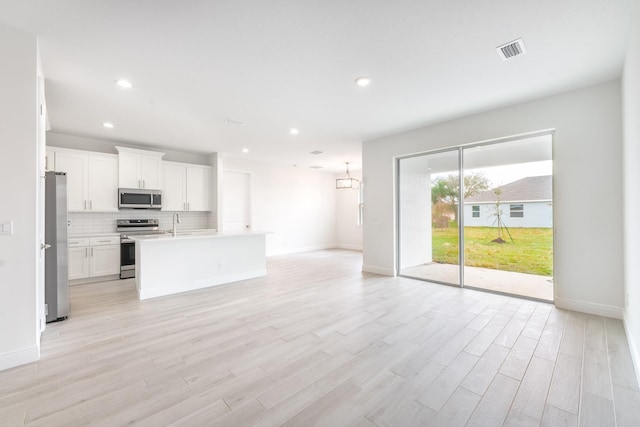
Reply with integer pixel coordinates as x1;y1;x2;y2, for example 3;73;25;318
85;248;88;257
89;200;92;210
99;240;110;243
84;200;87;210
91;247;94;257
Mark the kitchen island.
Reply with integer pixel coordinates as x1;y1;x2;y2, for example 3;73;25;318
132;230;268;300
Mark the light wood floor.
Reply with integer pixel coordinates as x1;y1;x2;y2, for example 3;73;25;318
1;249;639;426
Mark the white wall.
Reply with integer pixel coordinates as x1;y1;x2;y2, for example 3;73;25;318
0;24;40;370
363;80;624;318
222;157;337;256
463;201;553;228
335;170;363;250
622;0;640;386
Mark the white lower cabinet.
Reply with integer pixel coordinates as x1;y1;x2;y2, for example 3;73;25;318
68;245;90;280
69;235;120;281
89;237;121;276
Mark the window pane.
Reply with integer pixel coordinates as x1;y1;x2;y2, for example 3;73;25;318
463;134;553;301
510;204;524;218
398;150;460;286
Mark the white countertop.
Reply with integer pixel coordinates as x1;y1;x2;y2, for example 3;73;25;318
130;229;268;242
68;232;121;238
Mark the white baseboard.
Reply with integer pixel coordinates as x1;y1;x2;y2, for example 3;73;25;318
70;274;120;286
335;244;363;251
555;297;623;319
0;346;39;372
267;244;335;256
623;313;640;391
362;264;395;276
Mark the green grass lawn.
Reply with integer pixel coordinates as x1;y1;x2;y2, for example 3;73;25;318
432;226;553;276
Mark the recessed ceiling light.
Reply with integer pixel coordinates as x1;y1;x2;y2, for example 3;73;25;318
355;76;372;87
102;122;114;129
116;79;133;89
242;148;249;153
290;128;299;135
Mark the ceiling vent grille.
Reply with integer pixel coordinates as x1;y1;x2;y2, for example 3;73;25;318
224;117;243;125
496;38;527;60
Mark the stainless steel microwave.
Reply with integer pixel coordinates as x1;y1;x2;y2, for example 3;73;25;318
118;188;162;209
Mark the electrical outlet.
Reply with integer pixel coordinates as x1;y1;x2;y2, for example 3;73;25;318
0;221;13;235
67;220;72;228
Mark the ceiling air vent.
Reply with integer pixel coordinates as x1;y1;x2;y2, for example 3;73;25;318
496;38;527;61
310;150;323;155
224;117;243;125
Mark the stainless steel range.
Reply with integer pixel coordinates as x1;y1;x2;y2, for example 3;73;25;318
117;219;164;279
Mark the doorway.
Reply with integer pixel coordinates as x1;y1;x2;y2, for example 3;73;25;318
397;133;553;301
222;170;251;231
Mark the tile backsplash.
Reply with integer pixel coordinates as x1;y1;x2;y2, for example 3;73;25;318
68;211;214;235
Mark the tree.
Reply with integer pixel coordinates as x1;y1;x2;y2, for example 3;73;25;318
431;178;454;205
488;187;513;243
431;178;455;229
440;172;491;220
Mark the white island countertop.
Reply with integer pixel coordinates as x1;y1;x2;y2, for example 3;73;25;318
133;230;268;300
129;229;268;241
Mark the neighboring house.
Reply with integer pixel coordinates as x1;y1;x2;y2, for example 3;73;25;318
463;175;552;228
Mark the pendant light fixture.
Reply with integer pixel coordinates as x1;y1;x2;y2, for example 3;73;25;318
336;162;359;189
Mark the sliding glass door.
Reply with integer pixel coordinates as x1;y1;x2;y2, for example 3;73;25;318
397;134;554;301
398;149;460;286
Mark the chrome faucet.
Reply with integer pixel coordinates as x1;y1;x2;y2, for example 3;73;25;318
172;213;181;236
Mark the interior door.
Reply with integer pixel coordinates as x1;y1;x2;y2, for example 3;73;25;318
222;170;251;231
37;75;46;333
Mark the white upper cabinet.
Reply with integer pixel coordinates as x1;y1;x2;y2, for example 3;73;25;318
162;162;186;211
51;148;119;212
116;146;164;189
54;150;88;211
88;155;119;211
162;161;212;211
186;165;211;211
45;147;56;171
117;151;140;188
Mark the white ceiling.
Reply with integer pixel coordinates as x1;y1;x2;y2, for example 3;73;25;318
0;0;633;172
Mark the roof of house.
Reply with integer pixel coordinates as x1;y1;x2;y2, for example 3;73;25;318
465;175;552;203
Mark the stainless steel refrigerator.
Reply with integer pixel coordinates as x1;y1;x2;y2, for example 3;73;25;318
45;171;69;322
